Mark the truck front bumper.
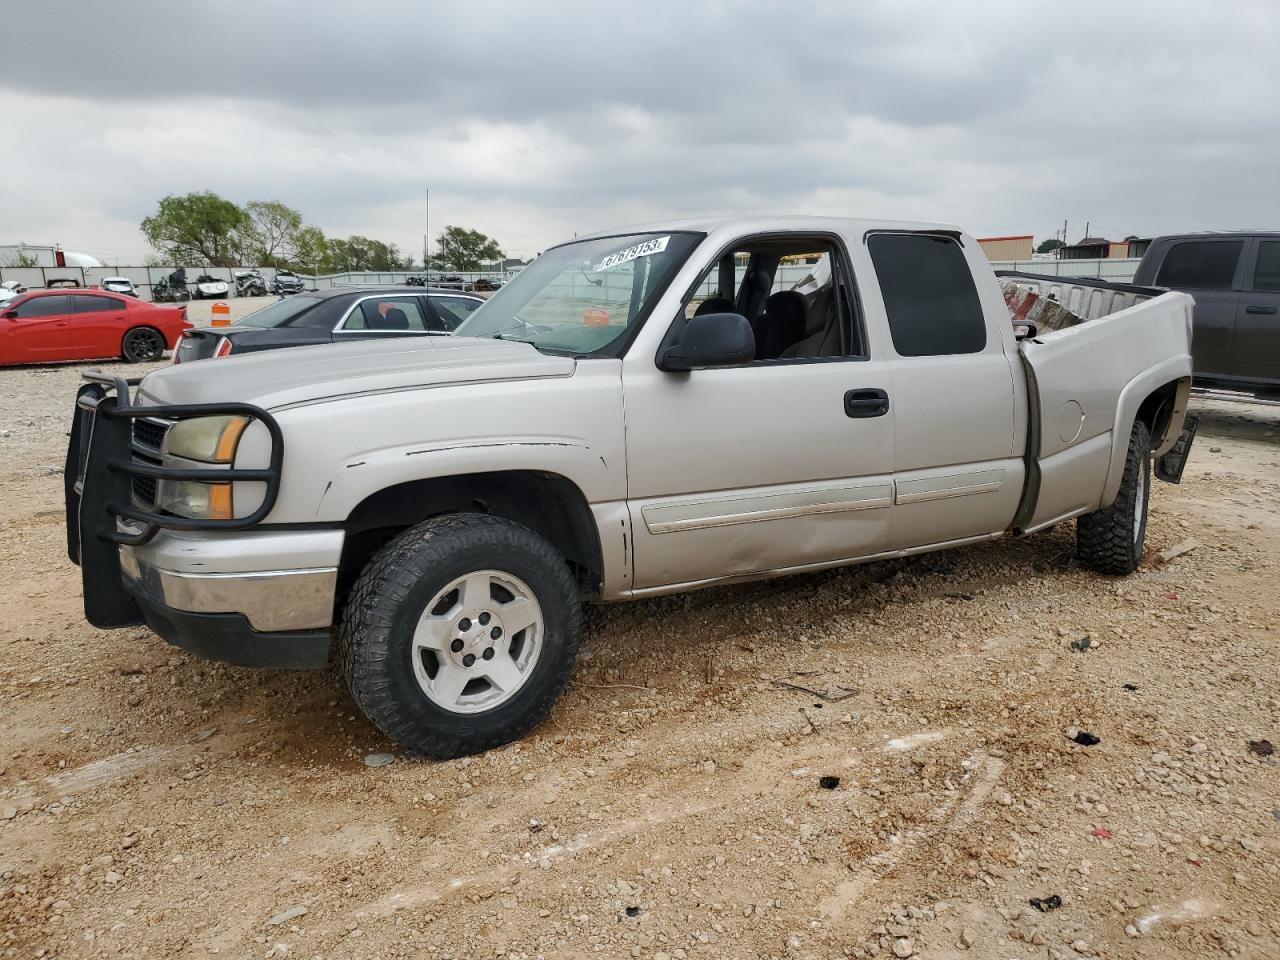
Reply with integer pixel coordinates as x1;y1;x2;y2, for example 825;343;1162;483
66;374;338;670
119;529;341;669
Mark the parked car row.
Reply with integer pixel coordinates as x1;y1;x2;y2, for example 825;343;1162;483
174;287;485;361
0;278;485;366
406;274;503;292
0;288;190;365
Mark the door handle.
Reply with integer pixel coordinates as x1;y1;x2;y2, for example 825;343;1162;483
844;388;890;418
1244;305;1278;315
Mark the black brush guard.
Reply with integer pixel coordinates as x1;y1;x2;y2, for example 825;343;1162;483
65;372;284;628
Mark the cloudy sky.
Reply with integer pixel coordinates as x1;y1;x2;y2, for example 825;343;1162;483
1;1;1277;264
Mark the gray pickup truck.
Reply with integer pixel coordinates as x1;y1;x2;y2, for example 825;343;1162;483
1003;232;1280;396
66;216;1198;757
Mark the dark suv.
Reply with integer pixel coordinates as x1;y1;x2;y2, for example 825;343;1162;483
1132;233;1280;394
174;287;486;363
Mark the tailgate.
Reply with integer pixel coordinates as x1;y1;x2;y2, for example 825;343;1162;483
1015;291;1195;533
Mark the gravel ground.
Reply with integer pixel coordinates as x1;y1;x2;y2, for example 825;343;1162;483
0;360;1277;960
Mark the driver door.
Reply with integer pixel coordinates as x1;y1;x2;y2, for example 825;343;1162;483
621;236;895;590
3;295;72;361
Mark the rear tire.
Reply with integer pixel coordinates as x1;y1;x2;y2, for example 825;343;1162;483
341;514;582;758
121;326;166;363
1076;420;1151;575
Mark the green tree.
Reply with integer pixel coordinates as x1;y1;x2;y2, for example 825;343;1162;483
141;192;249;266
1036;238;1064;255
432;226;503;271
291;225;330;273
241;200;304;265
328;235;414;272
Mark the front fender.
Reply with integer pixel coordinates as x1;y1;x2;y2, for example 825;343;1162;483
314;435;615;520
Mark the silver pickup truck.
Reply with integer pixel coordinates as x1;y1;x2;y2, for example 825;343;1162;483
66;216;1198;757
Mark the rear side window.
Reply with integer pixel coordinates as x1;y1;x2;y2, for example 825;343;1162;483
340;296;430;331
1155;240;1243;290
12;295;70;318
1253;241;1280;292
868;234;986;356
72;295;124;312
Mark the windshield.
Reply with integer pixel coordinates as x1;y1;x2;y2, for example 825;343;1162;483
234;295;320;328
455;231;702;355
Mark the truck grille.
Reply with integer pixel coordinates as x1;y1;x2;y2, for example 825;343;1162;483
131;418;171;508
132;417;170;453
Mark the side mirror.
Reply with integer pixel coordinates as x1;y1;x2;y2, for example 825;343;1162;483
657;312;754;371
3;310;17;319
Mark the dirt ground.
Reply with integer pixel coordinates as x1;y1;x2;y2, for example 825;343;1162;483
1;359;1277;960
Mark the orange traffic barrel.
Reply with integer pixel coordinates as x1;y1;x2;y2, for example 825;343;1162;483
211;301;231;327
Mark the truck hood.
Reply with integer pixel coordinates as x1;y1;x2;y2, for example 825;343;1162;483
138;335;576;409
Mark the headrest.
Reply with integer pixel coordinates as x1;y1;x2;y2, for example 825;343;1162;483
764;290;807;328
694;297;734;317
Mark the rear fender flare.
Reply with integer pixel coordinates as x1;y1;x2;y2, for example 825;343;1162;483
1101;358;1192;506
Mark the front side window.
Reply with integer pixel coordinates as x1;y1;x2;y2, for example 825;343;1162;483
11;295;70;318
72;294;124;313
455;232;703;356
680;237;863;361
868;234;986;357
1155;240;1243;290
431;295;483;328
1252;241;1280;292
340;296;430;332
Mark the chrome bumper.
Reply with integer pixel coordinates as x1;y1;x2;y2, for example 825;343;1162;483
119;528;343;632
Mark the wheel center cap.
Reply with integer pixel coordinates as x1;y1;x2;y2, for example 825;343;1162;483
450;611;503;666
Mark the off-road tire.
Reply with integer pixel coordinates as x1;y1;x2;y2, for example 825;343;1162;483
340;514;582;758
1077;419;1151;575
121;326;166;363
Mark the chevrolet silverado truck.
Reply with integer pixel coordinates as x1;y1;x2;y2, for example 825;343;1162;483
66;216;1199;758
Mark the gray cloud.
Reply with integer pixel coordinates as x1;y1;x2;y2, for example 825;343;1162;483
1;1;1277;262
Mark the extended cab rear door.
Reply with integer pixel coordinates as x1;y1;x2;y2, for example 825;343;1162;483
860;232;1024;551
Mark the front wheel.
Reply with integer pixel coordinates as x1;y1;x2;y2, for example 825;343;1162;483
121;326;166;363
341;514;582;758
1076;420;1151;574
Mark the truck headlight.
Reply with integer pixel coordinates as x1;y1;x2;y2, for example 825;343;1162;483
157;479;232;520
157;415;249;519
164;415;248;463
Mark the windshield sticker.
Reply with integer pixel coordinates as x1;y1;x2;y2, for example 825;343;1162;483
594;236;670;273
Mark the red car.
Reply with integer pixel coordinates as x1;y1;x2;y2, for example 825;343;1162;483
0;290;190;365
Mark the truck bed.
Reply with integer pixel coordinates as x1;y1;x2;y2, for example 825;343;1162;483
1016;290;1196;532
998;271;1166;331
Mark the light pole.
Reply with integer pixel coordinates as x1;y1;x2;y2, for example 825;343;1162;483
424;190;430;282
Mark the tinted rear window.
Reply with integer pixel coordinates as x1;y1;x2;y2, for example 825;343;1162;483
72;295;124;312
1155;240;1243;290
868;234;986;357
235;296;324;328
